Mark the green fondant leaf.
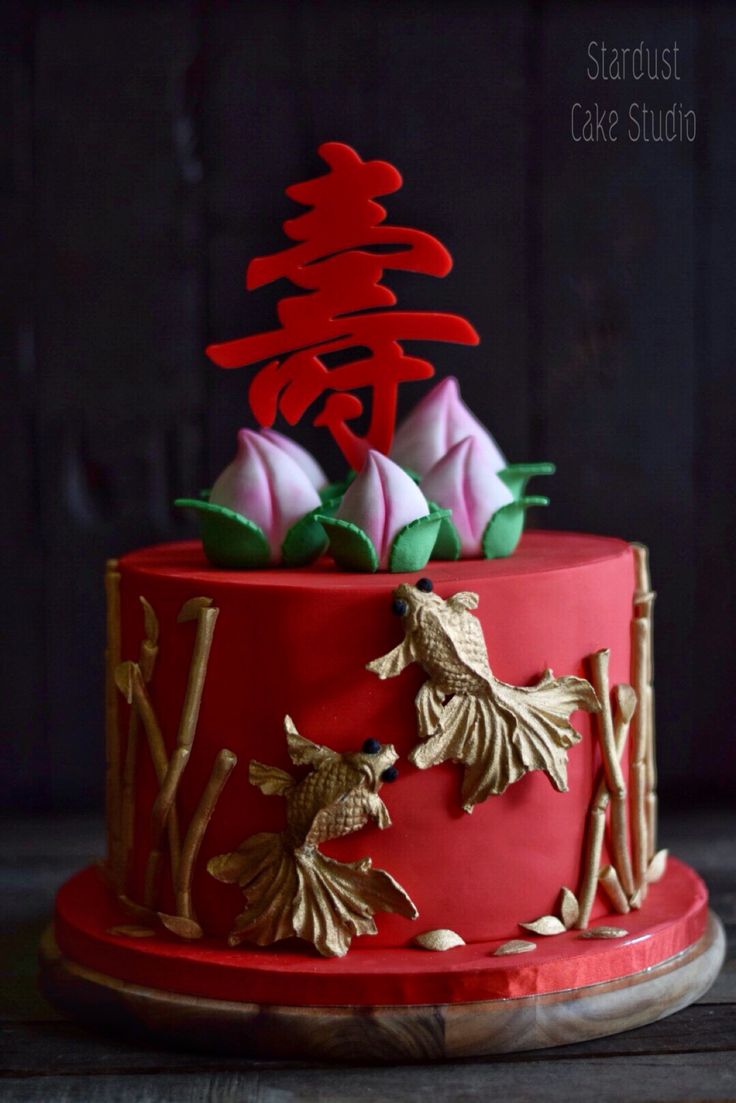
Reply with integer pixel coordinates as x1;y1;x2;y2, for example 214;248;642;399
427;501;461;561
315;515;379;572
401;465;422;484
481;496;549;559
320;472;356;503
282;502;339;567
389;510;448;573
174;498;270;568
499;462;556;500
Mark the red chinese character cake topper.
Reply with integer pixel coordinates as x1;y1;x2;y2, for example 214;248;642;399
206;142;479;471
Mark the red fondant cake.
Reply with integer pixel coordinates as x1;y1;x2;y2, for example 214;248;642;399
114;531;632;947
43;143;722;1059
48;528;716;1021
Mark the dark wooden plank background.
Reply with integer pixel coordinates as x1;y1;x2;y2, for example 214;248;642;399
2;0;734;813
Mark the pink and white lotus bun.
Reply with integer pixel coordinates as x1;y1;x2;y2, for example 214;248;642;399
422;435;550;561
174;429;326;569
316;451;449;573
390;376;506;477
258;428;328;491
421;436;514;557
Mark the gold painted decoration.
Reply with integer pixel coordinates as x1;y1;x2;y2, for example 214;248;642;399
587;652;635;897
576;681;637;930
513;886;580;941
647;849;668;884
628;886;644;910
598;865;631;914
120;596;160;889
208;716;418;958
632;544;657;862
578;926;628;940
367;581;599;810
494;940;537;956
111;591;236;940
631;544;657;890
117;893;155;923
519;915;567;936
414;929;466;951
559;886;580;930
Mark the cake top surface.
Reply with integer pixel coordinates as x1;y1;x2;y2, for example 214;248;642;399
120;530;631;589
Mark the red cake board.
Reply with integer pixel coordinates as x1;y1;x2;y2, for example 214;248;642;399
41;858;725;1061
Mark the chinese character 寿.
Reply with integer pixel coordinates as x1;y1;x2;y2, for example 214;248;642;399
206;142;479;471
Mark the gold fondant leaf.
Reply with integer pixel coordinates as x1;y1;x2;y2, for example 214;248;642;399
367;584;599;810
414;929;465;951
107;925;156;938
494;939;537;955
114;661;136;704
646;848;669;883
177;595;213;622
559;886;579;929
614;682;637;725
578;926;628;940
118;894;156;922
629;886;644;910
158;913;204;940
519;915;567;936
139;595;159;645
210;719;418;957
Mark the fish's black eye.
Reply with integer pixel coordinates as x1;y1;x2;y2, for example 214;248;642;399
416;577;433;593
381;766;399;783
392;598;408;616
362;738;381;755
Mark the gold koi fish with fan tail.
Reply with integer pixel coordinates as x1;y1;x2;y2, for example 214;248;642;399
367;578;599;811
207;716;417;958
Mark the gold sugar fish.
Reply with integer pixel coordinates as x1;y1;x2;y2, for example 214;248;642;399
207;716;417;957
367;578;599;811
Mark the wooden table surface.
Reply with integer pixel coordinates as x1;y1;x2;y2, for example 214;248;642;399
2;809;734;1102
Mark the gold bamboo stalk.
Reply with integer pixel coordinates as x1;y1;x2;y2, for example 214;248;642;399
175;749;237;921
120;599;160;891
152;747;190;834
647;792;658;859
587;651;635;897
577;807;606;930
175;601;219;757
115;660;181;876
120;709;139;882
632;543;657;862
104;559;123;888
144;599;217;910
631;617;650;890
576;682;636;929
599;865;630;913
144;746;191;909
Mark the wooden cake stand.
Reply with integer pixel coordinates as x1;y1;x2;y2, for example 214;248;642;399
40;858;724;1062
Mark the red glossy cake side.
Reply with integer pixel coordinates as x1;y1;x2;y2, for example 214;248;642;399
109;530;634;948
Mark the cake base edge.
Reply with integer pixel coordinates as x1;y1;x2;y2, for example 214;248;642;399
39;908;725;1062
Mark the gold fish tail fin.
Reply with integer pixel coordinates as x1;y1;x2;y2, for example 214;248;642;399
409;674;597;811
409;693;526;808
293;850;418;958
207;832;299;947
458;696;528;810
492;671;599;793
